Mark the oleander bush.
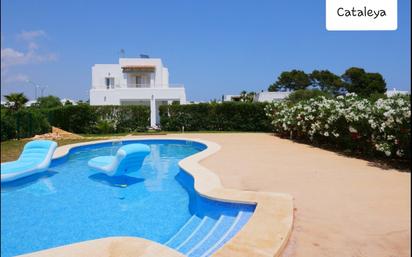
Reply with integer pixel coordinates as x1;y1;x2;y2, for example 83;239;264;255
159;102;271;131
265;93;411;160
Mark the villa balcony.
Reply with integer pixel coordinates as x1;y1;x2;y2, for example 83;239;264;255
91;84;184;89
90;85;186;104
125;83;184;89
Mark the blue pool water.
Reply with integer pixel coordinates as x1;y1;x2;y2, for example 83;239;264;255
1;140;255;257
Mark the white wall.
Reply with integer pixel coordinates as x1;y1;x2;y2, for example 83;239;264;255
92;64;124;89
92;58;170;89
254;92;291;102
90;88;186;105
162;68;169;88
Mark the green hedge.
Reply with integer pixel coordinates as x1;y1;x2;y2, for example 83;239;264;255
1;108;51;141
2;102;268;140
94;105;150;133
44;105;150;134
159;102;271;131
1;109;16;141
44;104;97;134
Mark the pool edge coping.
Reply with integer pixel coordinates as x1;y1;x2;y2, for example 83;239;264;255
19;136;294;257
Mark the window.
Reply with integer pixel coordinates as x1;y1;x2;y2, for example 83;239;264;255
136;76;143;87
105;77;114;89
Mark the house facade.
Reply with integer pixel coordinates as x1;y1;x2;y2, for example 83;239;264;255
90;57;186;128
253;91;291;102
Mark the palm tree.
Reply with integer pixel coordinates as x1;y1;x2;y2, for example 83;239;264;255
4;93;29;111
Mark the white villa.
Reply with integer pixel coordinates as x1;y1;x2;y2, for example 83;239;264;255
253;91;291;102
222;92;291;102
89;57;186;128
385;88;409;97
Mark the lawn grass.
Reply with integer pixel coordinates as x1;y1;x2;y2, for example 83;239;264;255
1;139;101;163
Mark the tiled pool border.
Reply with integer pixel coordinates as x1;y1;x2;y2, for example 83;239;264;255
19;136;294;257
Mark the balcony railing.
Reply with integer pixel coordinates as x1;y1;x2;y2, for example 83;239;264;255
91;84;184;89
127;83;151;88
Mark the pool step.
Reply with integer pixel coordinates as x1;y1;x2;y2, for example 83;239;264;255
176;216;216;253
165;215;203;248
165;211;253;257
198;211;254;257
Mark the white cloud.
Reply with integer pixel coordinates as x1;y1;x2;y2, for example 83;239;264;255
2;73;29;83
28;42;39;50
1;48;27;68
17;30;47;41
1;47;57;70
1;30;57;86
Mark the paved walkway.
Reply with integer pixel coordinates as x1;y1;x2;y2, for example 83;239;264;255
167;133;411;257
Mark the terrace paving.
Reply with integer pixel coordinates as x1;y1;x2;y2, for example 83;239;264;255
169;133;410;257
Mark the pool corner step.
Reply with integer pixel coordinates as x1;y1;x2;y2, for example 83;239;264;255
165;215;202;248
185;214;235;257
175;216;216;253
165;211;254;257
194;211;251;257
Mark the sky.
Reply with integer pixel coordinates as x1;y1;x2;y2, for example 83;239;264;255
1;0;411;101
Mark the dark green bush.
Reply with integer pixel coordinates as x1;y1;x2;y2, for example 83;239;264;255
95;120;116;134
45;104;98;134
44;105;150;134
1;108;51;141
159;102;271;131
1;109;16;141
286;89;332;104
94;105;150;133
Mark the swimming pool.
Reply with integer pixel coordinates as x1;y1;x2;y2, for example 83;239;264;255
1;140;255;257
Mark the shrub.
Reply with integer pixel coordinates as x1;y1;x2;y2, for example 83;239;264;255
45;104;98;134
1;108;51;140
35;95;63;109
159;102;271;131
1;109;16;141
44;105;150;134
95;120;116;134
95;105;150;133
286;89;332;104
265;93;411;160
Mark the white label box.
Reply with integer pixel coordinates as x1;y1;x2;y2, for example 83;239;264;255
326;0;397;31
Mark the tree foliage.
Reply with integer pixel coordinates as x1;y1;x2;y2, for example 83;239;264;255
36;95;63;109
268;68;387;97
342;67;387;97
268;70;310;92
310;70;343;93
